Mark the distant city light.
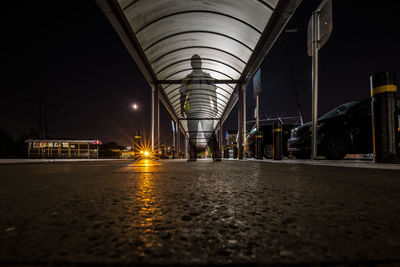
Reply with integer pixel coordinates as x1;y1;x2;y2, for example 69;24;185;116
132;103;138;110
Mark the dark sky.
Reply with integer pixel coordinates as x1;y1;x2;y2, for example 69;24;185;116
2;0;400;147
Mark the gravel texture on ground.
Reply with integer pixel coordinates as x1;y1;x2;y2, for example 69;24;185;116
1;159;399;266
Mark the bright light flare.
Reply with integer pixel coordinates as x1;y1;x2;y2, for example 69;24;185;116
135;141;160;161
132;104;138;110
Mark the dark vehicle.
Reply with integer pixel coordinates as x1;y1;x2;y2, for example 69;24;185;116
287;98;374;159
247;124;297;158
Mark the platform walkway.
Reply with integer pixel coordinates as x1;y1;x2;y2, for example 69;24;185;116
0;159;399;265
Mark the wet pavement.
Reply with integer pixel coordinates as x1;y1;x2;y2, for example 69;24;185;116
0;159;399;266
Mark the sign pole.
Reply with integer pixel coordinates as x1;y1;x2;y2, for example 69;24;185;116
311;11;319;160
308;0;332;160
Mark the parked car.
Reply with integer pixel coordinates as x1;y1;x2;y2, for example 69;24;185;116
247;124;297;158
287;98;374;159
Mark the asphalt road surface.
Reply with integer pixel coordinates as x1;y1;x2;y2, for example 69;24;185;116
0;159;399;266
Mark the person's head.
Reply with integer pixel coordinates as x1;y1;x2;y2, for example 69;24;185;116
191;54;202;70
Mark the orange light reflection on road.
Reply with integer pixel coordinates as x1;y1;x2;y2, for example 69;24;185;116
132;158;162;249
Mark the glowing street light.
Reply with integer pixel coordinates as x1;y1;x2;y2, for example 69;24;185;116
132;103;138;110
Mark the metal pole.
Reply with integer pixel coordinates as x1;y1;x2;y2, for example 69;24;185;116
243;84;247;158
173;122;176;150
151;86;155;150
311;11;319;160
151;84;159;152
255;95;261;159
176;121;180;157
155;84;159;152
256;94;259;129
219;119;223;158
185;136;189;159
238;85;244;159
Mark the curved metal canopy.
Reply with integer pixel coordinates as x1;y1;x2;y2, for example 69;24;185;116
97;0;301;139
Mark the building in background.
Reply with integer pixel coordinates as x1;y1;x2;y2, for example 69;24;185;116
25;139;101;159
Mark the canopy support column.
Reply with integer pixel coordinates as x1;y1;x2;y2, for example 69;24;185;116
185;136;189;159
219;119;223;158
176;120;180;157
152;84;159;151
238;84;244;159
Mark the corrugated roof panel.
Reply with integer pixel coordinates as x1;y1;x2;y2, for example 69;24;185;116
156;58;242;80
137;13;261;55
146;32;251;66
121;0;273;32
99;0;300;145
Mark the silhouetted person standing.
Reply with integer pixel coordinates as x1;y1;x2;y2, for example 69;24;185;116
180;55;217;160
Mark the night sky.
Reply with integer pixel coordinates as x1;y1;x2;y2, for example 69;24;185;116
2;0;400;147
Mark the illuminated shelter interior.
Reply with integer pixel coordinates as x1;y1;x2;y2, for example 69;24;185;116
96;0;301;150
25;139;102;159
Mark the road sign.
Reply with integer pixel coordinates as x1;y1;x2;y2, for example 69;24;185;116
319;0;333;49
307;0;333;56
252;68;262;98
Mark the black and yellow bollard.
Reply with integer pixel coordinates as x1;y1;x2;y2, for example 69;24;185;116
370;71;399;163
273;122;282;160
256;128;263;159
